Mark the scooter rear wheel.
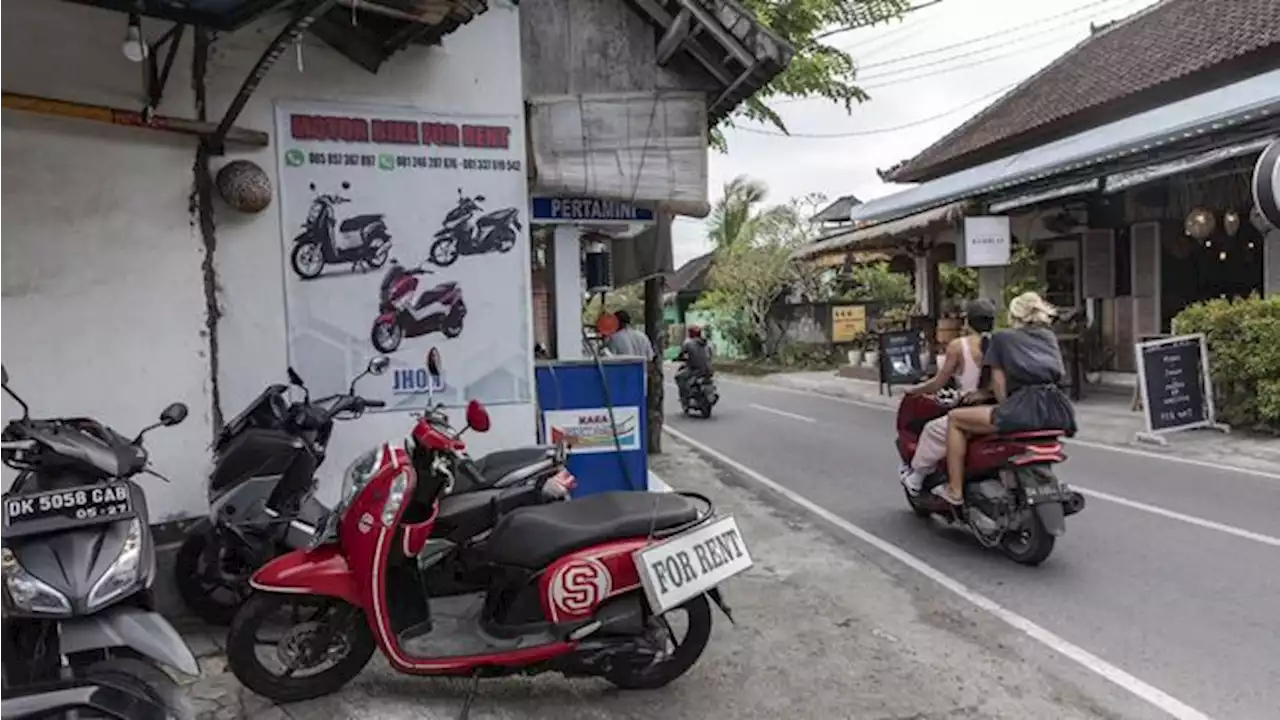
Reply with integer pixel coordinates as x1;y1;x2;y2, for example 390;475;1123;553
227;593;375;703
604;595;712;690
174;529;255;626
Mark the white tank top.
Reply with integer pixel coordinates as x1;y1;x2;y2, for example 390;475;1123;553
955;335;983;393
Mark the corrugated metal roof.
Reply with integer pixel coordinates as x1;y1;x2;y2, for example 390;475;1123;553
850;67;1280;226
795;201;971;260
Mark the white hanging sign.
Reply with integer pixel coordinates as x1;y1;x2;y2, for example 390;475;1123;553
1252;138;1280;230
962;215;1012;267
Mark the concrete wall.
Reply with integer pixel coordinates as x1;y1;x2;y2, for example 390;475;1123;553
1;0;532;519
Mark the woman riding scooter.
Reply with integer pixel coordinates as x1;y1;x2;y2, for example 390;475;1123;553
935;291;1077;506
899;299;996;495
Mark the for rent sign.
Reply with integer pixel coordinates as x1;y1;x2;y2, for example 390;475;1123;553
634;515;753;614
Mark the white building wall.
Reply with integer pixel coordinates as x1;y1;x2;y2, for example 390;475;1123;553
1;0;534;519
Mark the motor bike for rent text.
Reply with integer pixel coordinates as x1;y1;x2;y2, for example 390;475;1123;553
678;370;719;419
896;392;1086;565
175;354;570;626
1;366;199;720
371;259;466;353
290;181;392;279
226;351;748;712
427;188;521;267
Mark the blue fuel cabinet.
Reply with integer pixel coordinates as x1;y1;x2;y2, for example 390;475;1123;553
534;358;648;496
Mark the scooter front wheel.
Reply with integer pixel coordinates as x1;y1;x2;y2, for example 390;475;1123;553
81;656;193;720
227;593;375;703
371;318;404;353
290;241;325;279
429;236;460;267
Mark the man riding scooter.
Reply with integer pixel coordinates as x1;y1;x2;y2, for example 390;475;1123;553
676;325;718;417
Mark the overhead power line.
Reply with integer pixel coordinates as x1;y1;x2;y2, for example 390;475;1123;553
844;0;1138;67
732;83;1016;139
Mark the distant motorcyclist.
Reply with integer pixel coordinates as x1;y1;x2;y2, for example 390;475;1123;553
675;325;713;402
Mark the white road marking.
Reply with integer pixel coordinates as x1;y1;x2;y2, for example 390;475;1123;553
663;425;1213;720
1074;486;1280;548
749;403;816;423
709;375;1280;482
648;471;673;493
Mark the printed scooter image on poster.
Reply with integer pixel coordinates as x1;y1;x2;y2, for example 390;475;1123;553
428;188;523;267
371;259;467;353
276;101;532;410
289;181;393;279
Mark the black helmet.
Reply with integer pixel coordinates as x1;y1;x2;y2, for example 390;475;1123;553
964;298;997;320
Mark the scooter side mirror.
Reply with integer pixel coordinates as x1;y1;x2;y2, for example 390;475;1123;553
341;181;351;190
287;367;305;387
309;182;317;191
368;356;391;376
465;399;491;433
160;403;189;426
475;195;486;203
1;365;8;386
426;347;442;380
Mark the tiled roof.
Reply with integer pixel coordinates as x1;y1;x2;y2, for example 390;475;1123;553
668;251;716;294
812;194;864;223
886;0;1280;182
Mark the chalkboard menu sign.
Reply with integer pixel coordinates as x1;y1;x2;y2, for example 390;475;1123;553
878;330;925;394
1135;334;1214;434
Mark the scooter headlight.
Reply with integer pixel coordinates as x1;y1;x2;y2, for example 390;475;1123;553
2;547;72;615
380;470;411;527
342;447;381;509
86;518;144;610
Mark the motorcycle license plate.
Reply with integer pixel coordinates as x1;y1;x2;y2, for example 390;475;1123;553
633;515;753;615
2;483;134;535
1023;479;1069;503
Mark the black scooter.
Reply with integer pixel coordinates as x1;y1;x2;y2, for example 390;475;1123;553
174;356;568;625
2;366;198;720
290;181;391;279
427;188;521;267
679;369;719;419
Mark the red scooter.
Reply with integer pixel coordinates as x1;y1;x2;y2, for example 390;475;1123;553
226;351;747;713
896;393;1085;565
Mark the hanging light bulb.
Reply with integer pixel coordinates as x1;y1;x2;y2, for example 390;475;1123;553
122;14;147;63
1223;209;1241;237
1218;251;1227;261
1184;207;1215;240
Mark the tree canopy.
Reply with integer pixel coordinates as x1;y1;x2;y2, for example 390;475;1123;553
714;0;914;149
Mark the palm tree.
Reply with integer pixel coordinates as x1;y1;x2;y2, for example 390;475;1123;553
706;176;792;250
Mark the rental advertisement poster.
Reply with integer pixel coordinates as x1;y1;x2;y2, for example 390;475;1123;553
275;100;532;409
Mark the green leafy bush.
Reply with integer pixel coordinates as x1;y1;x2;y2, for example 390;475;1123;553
1172;294;1280;432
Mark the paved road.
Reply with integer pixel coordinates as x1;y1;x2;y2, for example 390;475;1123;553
662;374;1280;720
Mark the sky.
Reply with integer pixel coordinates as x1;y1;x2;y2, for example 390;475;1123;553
670;0;1161;268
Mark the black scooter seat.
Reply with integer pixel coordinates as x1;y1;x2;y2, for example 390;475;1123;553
487;492;701;569
472;446;555;485
339;214;383;232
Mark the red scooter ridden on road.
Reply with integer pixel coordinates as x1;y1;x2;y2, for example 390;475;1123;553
226;351;748;713
896;392;1085;565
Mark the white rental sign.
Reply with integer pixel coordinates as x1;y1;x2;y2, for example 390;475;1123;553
634;516;753;615
963;216;1012;267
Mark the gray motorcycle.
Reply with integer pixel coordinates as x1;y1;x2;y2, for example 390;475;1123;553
1;365;198;720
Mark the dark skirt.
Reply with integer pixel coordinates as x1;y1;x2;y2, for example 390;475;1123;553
992;384;1077;437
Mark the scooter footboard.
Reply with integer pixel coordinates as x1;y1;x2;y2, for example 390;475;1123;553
250;545;362;607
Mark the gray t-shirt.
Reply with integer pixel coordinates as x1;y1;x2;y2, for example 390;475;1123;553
681;338;712;372
606;327;654;361
984;326;1063;394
